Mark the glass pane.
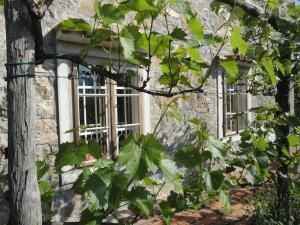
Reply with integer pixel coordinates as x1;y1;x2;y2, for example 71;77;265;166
86;97;96;125
96;76;106;87
117;97;125;125
238;113;248;130
116;96;139;125
237;80;247;91
238;94;247;112
226;114;237;134
79;97;84;125
98;97;107;127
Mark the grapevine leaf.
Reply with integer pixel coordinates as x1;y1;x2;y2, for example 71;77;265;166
230;27;248;55
220;59;238;84
174;145;201;168
127;186;155;217
160;159;182;193
120;28;135;59
171;27;187;41
86;173;108;210
202;170;224;190
288;134;299;147
187;15;204;40
38;181;54;202
93;0;101;20
58;18;91;33
36;161;50;181
55;142;88;171
261;57;277;84
121;0;155;12
219;190;231;214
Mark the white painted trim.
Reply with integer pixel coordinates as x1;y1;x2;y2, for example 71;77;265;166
57;60;74;143
217;67;224;139
139;69;152;134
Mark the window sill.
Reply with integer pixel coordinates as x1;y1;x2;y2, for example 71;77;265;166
221;133;241;143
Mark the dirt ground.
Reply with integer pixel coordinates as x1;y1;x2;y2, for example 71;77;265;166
137;186;257;225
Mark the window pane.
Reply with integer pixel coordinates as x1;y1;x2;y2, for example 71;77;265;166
98;96;107;127
238;94;247;112
86;97;96;125
79;97;84;126
226;114;237;134
238;113;248;130
116;96;139;125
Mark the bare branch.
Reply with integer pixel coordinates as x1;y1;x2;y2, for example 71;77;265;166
217;0;296;32
44;53;204;97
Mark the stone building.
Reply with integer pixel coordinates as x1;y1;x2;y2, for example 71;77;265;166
0;0;269;223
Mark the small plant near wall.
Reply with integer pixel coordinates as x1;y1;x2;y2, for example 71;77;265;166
54;113;234;224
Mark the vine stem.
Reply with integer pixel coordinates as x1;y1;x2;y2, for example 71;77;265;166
152;98;178;136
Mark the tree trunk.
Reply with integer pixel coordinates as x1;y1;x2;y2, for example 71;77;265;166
275;74;291;223
4;1;42;225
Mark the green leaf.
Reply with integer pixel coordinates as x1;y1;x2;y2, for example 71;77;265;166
55;142;88;171
87;139;103;159
187;15;204;40
118;134;164;178
245;166;263;185
188;47;202;61
267;0;280;10
143;177;158;186
73;168;92;194
112;173;128;190
127;186;155;217
100;4;125;25
170;28;187;41
93;0;101;20
202;170;224;190
160;159;182;193
90;29;112;46
219;190;231;214
118;135;142;176
206;136;224;159
36;161;50;181
39;181;54;202
174;145;201;168
255;139;269;151
220;59;238;84
121;0;155;12
170;0;193;15
288;134;299;147
79;208;103;225
58;18;91;33
275;61;285;75
261;57;277;84
230;27;248;55
86;173;108;210
160;201;175;225
120;29;135;59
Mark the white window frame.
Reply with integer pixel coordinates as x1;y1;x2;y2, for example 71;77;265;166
56;34;152;158
217;65;252;139
75;64;142;158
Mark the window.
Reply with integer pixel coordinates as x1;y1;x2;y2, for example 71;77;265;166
73;64;141;158
223;77;248;136
218;65;251;138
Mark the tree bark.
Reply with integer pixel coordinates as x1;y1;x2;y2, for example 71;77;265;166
4;0;42;225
